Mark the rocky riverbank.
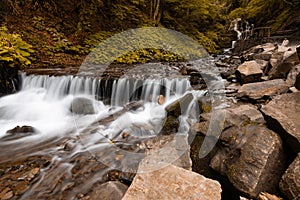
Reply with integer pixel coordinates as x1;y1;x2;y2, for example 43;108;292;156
1;42;300;200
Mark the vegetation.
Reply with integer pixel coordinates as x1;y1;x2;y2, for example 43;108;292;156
0;26;34;95
0;0;299;93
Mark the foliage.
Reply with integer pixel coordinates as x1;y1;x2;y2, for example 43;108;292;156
0;26;34;69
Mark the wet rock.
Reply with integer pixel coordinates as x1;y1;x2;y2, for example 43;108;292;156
165;93;193;118
261;93;300;152
70;97;95;115
237;79;289;101
160;116;179;135
123;164;222;200
6;126;35;134
295;72;300;90
197;96;212;113
88;181;128;200
4;126;36;140
279;154;300;200
236;61;263;84
268;50;300;79
157;95;165;105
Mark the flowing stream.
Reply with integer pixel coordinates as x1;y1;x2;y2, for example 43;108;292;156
0;69;208;199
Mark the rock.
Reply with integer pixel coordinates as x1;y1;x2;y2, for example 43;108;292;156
160;116;179;135
279;154;300;200
229;104;265;124
196;105;285;198
211;125;286;198
289;87;299;93
70;97;95;115
261;93;300;152
236;61;263;84
0;188;13;200
122;164;222;200
87;181;128;200
4;125;36;140
295;72;300;90
255;59;269;72
165;93;193;118
145;134;192;171
268;50;300;79
237;79;289;101
6;125;35;134
157;95;165;105
258;192;283;200
297;45;300;59
286;64;300;86
253;51;273;61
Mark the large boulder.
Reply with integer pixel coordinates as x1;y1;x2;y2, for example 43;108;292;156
268;50;300;79
237;79;289;101
279;154;300;200
236;61;263;84
191;104;285;198
70;97;95;115
122;164;222;200
221;126;285;198
209;122;286;198
261;93;300;152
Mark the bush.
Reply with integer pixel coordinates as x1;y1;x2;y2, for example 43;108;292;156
0;26;34;95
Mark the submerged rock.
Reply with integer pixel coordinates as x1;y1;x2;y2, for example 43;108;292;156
279;154;300;200
165;93;194;118
123;164;222;200
6;125;36;134
3;125;36;140
236;61;263;84
261;93;300;152
70;97;95;115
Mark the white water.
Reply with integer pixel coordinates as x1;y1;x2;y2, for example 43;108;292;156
0;74;202;142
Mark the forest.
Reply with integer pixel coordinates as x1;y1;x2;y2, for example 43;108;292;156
0;0;300;92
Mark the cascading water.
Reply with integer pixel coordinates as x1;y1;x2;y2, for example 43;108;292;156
0;72;206;199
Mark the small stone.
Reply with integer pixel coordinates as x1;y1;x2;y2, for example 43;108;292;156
157;95;165;105
27;168;40;181
0;188;13;200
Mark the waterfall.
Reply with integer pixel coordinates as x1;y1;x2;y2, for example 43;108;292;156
21;73;192;106
0;73;203;141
